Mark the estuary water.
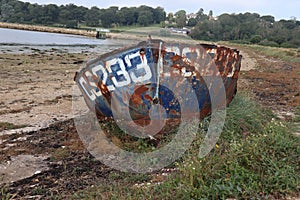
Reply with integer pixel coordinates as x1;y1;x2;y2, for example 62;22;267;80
0;27;130;54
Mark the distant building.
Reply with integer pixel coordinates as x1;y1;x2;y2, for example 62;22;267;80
187;13;197;20
96;28;110;33
169;27;190;35
209;16;217;21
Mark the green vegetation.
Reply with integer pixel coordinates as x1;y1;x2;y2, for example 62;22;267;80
293;106;300;123
0;0;166;28
50;147;72;161
113;25;191;41
0;121;26;131
189;12;299;48
1;187;16;200
1;1;299;48
229;43;300;63
248;45;300;63
72;93;300;199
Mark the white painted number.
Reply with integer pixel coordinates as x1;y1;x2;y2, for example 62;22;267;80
125;51;152;83
81;49;153;101
92;64;115;91
106;58;131;87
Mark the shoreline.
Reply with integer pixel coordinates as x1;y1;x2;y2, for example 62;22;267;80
0;22;199;43
0;22;146;40
0;22;97;38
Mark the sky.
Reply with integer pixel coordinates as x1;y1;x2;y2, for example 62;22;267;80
20;0;299;21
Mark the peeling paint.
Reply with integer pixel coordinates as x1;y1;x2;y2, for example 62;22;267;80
75;39;242;123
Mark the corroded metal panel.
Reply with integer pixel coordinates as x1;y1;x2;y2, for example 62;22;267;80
75;39;242;122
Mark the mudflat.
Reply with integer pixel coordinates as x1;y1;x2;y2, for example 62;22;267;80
0;52;87;128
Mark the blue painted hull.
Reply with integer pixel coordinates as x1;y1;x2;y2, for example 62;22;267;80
75;40;241;121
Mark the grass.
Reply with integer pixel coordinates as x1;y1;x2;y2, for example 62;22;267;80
230;43;300;63
293;106;300;122
71;93;300;199
109;25;195;42
250;45;300;63
111;24;162;32
0;122;26;132
1;185;17;200
50;147;71;161
78;24;162;33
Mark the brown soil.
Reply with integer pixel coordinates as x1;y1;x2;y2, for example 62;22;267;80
0;52;87;127
1;119;113;198
0;44;299;199
236;46;300;119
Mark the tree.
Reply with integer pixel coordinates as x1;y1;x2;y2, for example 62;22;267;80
197;8;204;16
118;7;137;26
0;1;15;22
100;7;120;27
167;12;175;23
218;14;238;40
137;10;153;26
175;10;186;27
209;10;213;18
190;20;221;41
85;6;101;26
260;15;275;23
100;9;113;28
196;8;208;21
58;9;72;24
280;20;297;29
63;4;87;24
152;7;166;24
5;0;27;23
45;4;59;23
1;1;299;48
187;18;197;27
250;35;262;43
74;6;88;23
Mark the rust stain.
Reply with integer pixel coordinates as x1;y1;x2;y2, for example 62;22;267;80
75;39;242;134
130;85;149;105
144;94;153;101
171;54;182;62
97;79;111;103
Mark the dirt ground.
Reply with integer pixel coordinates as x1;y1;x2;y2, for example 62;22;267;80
0;44;299;198
237;46;300;120
0;52;87;128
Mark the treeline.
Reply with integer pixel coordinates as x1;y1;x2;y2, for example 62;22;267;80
0;0;166;28
1;0;299;47
184;10;300;48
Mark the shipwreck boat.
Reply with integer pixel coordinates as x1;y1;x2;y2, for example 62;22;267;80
75;39;242;131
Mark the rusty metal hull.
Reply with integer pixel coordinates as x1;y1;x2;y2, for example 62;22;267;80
75;39;242;122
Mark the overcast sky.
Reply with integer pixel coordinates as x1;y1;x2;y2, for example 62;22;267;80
20;0;299;21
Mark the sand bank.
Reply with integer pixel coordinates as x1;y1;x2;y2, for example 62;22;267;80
0;22;97;37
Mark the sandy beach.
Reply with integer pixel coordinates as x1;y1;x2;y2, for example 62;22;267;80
0;52;87;128
0;22;97;37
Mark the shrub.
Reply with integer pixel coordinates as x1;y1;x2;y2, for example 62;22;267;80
250;35;263;44
159;29;171;37
258;40;279;47
66;20;78;28
280;42;297;48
